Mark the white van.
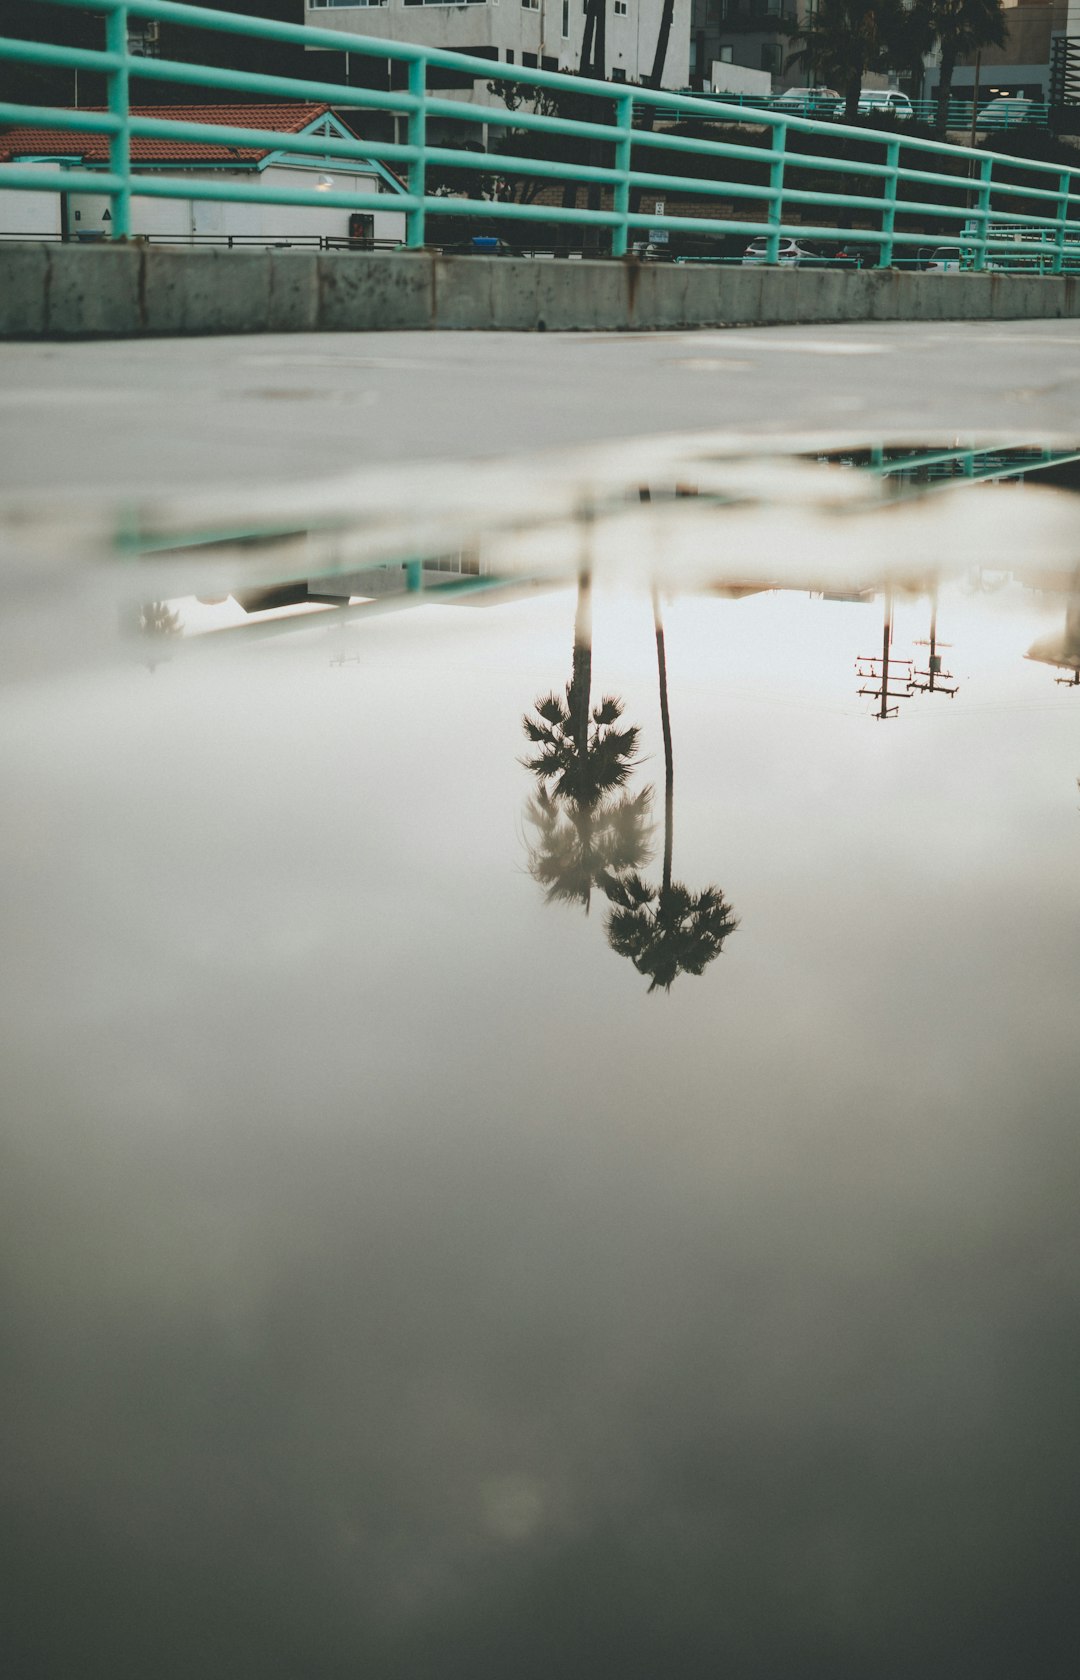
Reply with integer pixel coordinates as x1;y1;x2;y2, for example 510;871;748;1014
858;90;914;120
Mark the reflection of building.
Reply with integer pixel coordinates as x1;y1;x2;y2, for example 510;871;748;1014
1026;567;1080;683
0;104;407;245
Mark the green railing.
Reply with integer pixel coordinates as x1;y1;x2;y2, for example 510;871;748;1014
694;93;1050;130
1;0;1078;271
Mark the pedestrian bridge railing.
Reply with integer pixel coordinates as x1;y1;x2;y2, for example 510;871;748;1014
1;0;1078;272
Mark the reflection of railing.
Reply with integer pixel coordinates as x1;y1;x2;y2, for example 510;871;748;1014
1;0;1078;269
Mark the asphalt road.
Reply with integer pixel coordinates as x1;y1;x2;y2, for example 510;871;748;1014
3;319;1080;511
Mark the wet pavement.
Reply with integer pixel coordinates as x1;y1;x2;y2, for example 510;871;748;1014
3;319;1080;501
2;338;1080;1680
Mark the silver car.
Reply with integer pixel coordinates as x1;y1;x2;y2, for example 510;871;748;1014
742;237;827;266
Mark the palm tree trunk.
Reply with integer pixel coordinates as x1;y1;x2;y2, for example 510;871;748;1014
936;46;958;137
648;0;675;91
652;589;674;896
844;74;861;125
572;570;593;763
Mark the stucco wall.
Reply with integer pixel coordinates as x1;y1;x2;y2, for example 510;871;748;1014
304;0;693;91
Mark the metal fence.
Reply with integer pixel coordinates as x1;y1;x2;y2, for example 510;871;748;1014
694;93;1051;129
1;0;1078;271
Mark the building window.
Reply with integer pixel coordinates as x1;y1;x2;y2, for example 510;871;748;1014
614;0;627;11
561;0;569;34
612;66;626;80
760;42;782;72
718;45;733;62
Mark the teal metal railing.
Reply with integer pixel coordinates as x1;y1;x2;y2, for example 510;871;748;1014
0;0;1078;271
687;93;1050;129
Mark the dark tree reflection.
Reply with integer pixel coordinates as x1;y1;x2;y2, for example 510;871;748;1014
604;593;738;992
522;570;651;911
524;784;653;913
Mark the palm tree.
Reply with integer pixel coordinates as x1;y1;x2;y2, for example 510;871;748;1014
914;0;1007;135
524;784;653;913
786;0;910;124
604;593;738;992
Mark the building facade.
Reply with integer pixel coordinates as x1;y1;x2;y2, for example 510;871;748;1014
303;0;693;99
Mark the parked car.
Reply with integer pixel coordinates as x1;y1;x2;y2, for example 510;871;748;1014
857;89;914;120
771;87;841;118
923;246;968;272
978;96;1034;128
742;237;829;266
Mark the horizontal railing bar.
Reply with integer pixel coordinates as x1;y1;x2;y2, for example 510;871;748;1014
127;112;407;166
0;102;122;135
122;51;421;113
428;104;631;145
0;35;123;72
0;165;125;192
620;128;783;168
106;174;408;211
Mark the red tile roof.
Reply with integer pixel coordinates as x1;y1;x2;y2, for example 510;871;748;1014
0;104;346;164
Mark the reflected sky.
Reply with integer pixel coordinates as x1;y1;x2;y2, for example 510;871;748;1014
2;490;1080;1676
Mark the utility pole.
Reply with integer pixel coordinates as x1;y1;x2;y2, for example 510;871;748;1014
856;593;914;719
910;592;959;696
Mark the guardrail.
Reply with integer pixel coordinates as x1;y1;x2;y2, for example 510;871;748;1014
1;0;1078;271
699;93;1050;129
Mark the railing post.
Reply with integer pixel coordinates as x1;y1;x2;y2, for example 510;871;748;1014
879;138;900;267
1053;168;1071;275
612;91;633;258
104;3;131;239
765;121;787;265
971;155;992;271
406;55;426;249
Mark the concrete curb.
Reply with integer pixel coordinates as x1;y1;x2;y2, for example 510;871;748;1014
2;243;1079;339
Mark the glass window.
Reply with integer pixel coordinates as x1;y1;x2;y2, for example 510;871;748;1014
561;0;569;35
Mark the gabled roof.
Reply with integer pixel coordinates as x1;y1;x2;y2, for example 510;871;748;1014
0;104;352;165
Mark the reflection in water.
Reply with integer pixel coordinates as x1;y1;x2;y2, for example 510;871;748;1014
524;582;738;992
524;785;653;913
1026;564;1080;687
522;571;651;913
856;593;914;721
911;591;959;697
604;593;739;992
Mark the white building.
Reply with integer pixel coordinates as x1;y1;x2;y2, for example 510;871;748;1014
304;0;692;107
0;104;408;246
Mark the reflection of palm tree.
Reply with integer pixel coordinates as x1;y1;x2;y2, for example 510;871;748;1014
522;571;650;910
524;784;652;913
605;593;738;992
522;572;641;808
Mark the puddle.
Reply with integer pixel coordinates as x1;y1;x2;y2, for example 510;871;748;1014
2;433;1078;1677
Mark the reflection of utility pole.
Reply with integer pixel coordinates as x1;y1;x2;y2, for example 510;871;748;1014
856;593;914;719
910;593;959;696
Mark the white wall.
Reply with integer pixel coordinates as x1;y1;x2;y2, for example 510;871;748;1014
708;61;771;97
2;162;407;245
305;0;693;92
0;165;62;237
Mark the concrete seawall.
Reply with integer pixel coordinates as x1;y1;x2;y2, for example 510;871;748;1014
3;242;1080;338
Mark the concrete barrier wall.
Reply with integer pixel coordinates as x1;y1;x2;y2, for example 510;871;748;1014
2;241;1079;339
